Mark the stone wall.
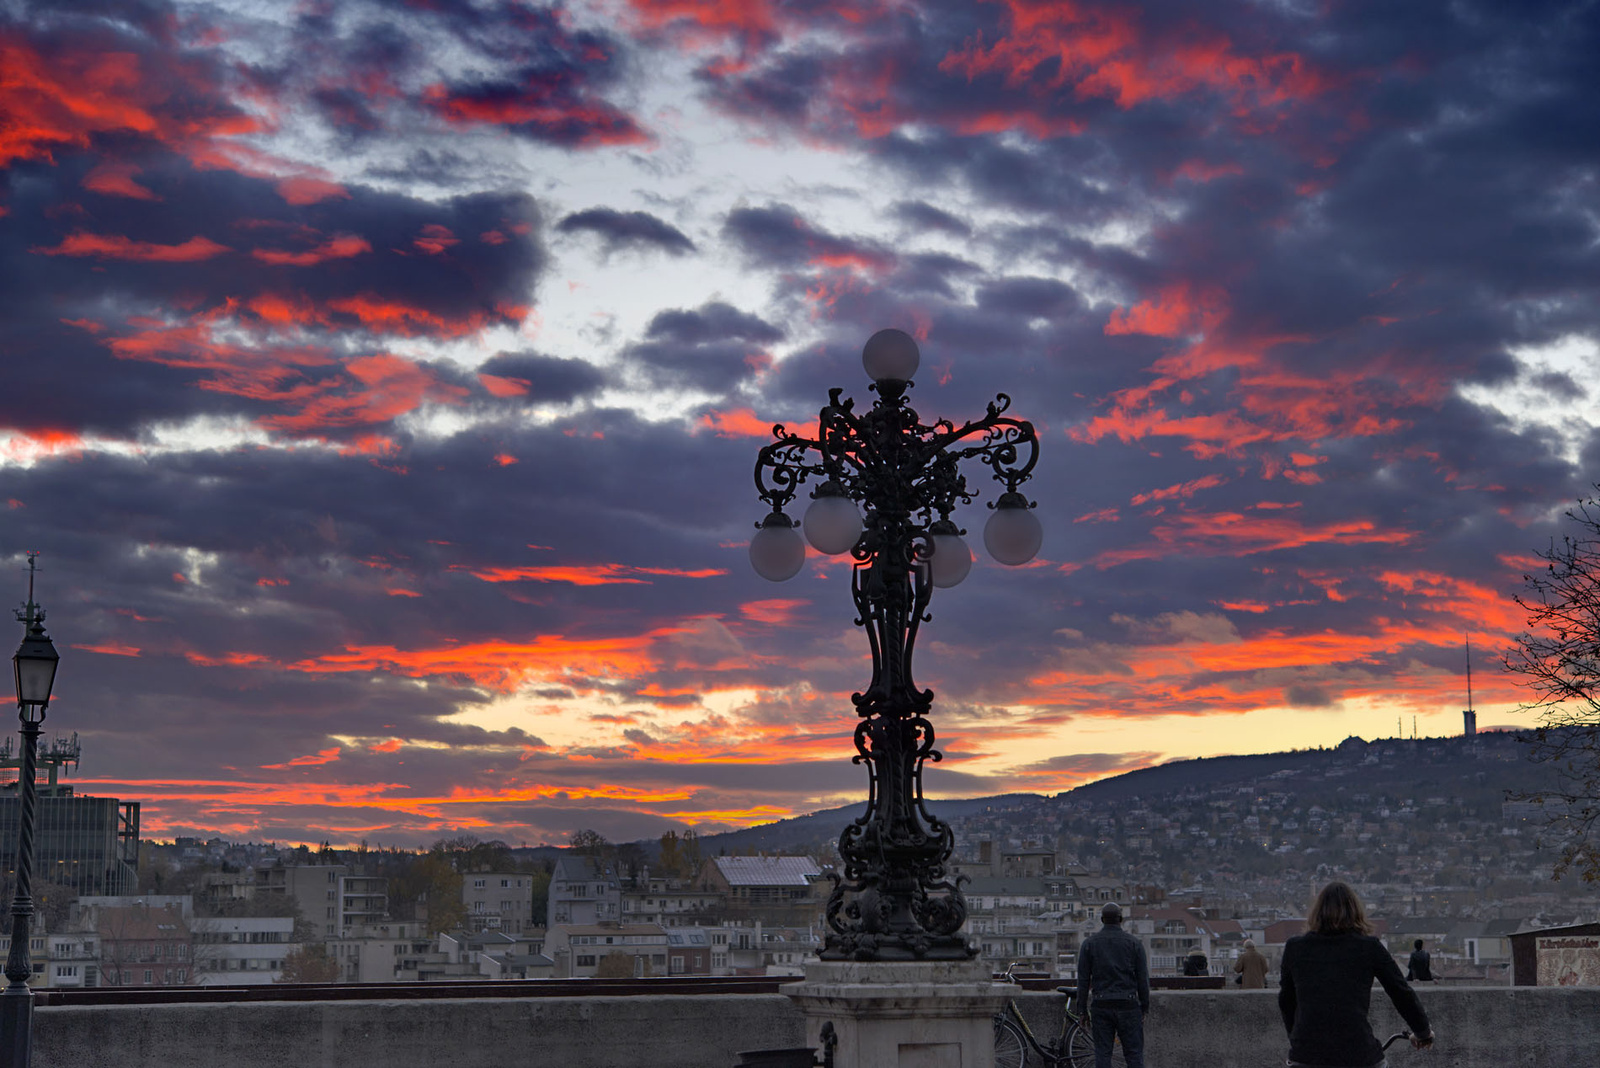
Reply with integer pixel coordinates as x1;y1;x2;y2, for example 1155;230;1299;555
35;985;1600;1067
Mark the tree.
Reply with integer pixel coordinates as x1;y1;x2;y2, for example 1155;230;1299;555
569;829;609;856
594;950;645;978
278;944;342;983
1507;491;1600;881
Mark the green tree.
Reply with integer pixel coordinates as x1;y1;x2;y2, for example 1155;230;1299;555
1508;490;1600;881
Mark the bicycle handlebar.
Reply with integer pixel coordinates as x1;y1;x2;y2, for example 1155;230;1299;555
1381;1031;1435;1051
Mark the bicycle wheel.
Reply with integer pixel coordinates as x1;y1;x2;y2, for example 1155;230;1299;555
994;1018;1028;1068
1065;1018;1127;1068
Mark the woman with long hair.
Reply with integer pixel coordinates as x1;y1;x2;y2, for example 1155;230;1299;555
1278;881;1435;1066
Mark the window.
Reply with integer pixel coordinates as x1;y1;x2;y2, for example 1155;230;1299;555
56;966;77;978
474;879;486;889
176;969;186;982
575;955;596;967
143;970;153;984
501;879;509;888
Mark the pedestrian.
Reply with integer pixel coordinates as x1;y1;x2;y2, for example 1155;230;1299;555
1406;939;1434;982
1280;881;1435;1067
1183;945;1209;976
1234;939;1269;989
1075;901;1150;1068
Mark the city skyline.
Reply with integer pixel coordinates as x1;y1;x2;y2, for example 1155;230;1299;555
1;0;1595;847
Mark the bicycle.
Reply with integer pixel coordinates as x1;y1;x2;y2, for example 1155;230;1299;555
1286;1032;1429;1067
992;965;1127;1068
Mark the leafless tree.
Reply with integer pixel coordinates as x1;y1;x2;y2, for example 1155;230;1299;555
1507;491;1600;881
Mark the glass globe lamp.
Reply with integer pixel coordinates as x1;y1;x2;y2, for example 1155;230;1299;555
926;520;973;588
862;328;920;383
803;483;863;555
750;511;806;581
983;492;1043;566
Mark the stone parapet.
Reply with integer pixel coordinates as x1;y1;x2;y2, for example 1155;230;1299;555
28;983;1600;1067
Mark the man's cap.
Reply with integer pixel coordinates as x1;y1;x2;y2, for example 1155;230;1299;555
1101;901;1123;923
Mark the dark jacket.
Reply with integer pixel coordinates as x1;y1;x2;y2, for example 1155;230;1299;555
1076;923;1151;1012
1183;950;1208;976
1406;948;1433;982
1279;931;1430;1067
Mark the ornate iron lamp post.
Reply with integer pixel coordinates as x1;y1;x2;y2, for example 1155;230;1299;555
750;329;1041;961
2;554;59;1068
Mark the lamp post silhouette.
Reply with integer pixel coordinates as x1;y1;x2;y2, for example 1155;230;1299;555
750;329;1041;961
2;554;59;1068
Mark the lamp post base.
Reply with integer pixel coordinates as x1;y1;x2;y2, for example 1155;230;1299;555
0;983;33;1068
783;959;1009;1068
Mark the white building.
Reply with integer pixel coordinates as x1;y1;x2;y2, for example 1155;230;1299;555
192;916;297;985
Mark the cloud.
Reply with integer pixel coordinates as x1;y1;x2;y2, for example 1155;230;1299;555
558;208;696;255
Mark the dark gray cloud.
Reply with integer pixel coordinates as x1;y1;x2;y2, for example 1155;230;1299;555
558;208;696;255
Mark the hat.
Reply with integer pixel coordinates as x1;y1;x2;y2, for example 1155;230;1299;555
1101;901;1123;923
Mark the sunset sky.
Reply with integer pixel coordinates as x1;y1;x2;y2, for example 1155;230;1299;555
2;0;1596;848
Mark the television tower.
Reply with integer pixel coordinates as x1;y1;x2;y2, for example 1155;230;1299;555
1462;636;1477;738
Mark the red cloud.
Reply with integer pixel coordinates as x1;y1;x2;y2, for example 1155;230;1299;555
453;563;728;586
251;234;371;266
414;225;460;255
421;84;649;147
697;408;777;438
0;33;259;171
1106;282;1225;337
940;0;1331;122
81;160;159;200
33;232;231;261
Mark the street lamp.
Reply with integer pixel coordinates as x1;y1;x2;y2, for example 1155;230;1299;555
750;329;1041;961
2;553;58;1068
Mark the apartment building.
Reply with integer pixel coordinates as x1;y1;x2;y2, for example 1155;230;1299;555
462;871;535;934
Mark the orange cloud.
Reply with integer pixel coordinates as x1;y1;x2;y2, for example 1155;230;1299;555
740;598;810;625
260;747;342;769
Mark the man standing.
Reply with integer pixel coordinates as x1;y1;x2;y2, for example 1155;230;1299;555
1234;939;1270;988
1407;939;1434;982
1075;902;1150;1068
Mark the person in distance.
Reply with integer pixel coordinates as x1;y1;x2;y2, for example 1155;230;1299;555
1406;939;1434;982
1234;939;1269;989
1279;881;1435;1067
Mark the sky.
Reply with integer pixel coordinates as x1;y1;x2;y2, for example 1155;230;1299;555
1;0;1597;849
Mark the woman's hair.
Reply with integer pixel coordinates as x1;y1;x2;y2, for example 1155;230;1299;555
1306;880;1373;935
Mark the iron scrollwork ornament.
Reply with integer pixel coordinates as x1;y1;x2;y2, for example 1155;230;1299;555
751;329;1041;961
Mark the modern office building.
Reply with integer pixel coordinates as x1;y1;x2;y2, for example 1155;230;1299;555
0;734;139;895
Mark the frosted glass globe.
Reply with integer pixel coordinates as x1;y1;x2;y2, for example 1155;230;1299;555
984;496;1043;566
929;532;973;588
862;328;920;383
803;492;863;555
750;514;806;581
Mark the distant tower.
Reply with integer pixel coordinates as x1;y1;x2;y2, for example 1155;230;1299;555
1462;636;1478;738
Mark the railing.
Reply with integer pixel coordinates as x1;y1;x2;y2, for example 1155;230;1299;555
35;973;791;1006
